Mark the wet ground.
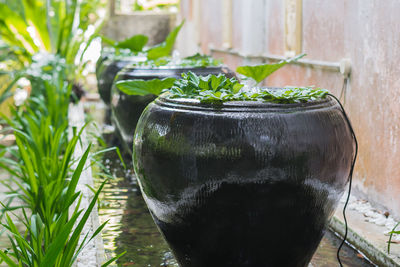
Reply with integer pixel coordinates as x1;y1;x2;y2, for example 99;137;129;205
96;151;375;267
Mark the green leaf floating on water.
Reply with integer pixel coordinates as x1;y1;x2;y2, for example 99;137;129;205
116;69;329;104
166;71;328;104
116;78;177;96
101;34;148;52
146;20;185;60
236;53;306;83
168;71;244;101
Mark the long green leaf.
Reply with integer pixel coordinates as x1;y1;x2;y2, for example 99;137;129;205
63;144;91;209
0;250;18;267
61;180;107;264
146;20;184;60
0;74;20;105
38;211;82;267
236;53;306;83
102;251;127;267
102;34;148;52
116;77;176;96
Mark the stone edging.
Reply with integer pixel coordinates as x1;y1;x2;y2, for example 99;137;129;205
331;195;400;267
69;102;106;267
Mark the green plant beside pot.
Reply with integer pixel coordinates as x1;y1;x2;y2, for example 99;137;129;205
118;54;357;267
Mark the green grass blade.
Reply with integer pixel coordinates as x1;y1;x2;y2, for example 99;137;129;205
101;251;127;267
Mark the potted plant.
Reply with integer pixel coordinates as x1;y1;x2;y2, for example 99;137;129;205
111;53;236;153
120;55;357;266
96;48;147;105
96;20;184;104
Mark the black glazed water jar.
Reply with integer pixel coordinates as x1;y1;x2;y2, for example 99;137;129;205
96;55;146;105
110;66;236;153
133;95;356;267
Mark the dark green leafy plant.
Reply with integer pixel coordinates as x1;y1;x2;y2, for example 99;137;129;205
99;20;184;63
253;87;329;104
165;72;328;103
0;58;123;266
116;54;329;104
167;72;244;102
0;93;124;266
0;177;110;266
236;53;306;83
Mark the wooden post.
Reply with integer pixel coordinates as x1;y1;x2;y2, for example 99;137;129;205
284;0;302;57
222;0;233;49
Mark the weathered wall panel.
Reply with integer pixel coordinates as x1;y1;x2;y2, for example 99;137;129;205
179;0;400;218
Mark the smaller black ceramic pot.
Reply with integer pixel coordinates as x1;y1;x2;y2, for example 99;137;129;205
110;66;236;153
96;55;147;105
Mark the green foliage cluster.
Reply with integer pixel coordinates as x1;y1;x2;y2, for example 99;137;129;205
116;54;329;104
0;65;124;266
0;0;123;266
0;0;105;81
101;20;184;62
165;72;328;103
166;72;245;102
100;20;221;69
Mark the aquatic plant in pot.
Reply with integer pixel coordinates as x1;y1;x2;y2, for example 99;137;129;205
111;53;236;153
96;20;184;104
120;55;357;266
96;36;148;104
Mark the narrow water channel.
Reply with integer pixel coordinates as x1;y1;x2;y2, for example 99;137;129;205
95;151;375;267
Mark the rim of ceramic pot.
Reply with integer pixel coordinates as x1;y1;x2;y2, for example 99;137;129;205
122;65;227;71
104;56;147;64
155;90;335;113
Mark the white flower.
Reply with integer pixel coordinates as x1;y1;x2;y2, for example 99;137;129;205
17;77;30;87
14;88;28;106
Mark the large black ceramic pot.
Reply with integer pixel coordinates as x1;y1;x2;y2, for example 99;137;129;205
96;55;146;105
110;66;236;153
133;94;355;267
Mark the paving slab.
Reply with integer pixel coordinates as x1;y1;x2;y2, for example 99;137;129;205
331;194;400;266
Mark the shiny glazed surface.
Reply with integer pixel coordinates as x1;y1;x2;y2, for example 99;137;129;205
133;96;356;267
96;56;146;104
111;66;236;152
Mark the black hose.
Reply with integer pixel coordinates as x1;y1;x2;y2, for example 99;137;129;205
328;93;359;267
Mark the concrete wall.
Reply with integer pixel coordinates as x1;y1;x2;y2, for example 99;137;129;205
102;0;177;45
178;0;400;218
